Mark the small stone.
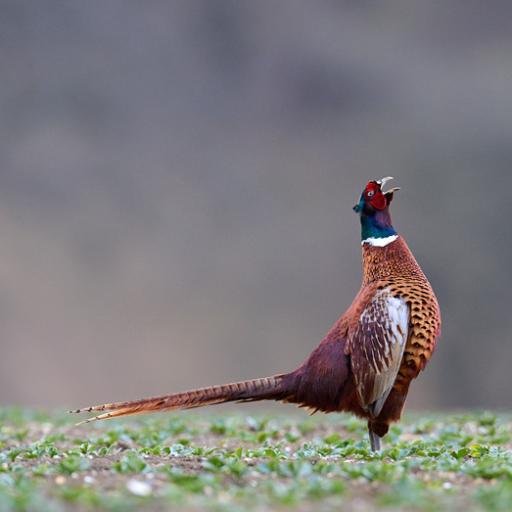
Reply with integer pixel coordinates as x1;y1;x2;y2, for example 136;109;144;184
126;479;152;497
55;476;66;485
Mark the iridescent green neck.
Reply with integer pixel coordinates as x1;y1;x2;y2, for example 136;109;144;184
360;210;397;242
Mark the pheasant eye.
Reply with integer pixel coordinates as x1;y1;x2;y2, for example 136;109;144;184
367;190;375;197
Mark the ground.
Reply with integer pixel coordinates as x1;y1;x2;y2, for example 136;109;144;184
0;408;511;511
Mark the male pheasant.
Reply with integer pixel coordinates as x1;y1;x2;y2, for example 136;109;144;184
72;177;441;451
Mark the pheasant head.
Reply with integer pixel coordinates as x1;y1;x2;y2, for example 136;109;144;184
353;177;401;246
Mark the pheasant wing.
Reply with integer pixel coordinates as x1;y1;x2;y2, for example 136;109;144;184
349;289;409;417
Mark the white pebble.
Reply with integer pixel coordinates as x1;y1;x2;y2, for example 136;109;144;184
126;479;152;497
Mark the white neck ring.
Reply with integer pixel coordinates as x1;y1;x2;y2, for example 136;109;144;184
361;234;398;247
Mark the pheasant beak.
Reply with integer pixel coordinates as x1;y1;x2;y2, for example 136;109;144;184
376;176;400;195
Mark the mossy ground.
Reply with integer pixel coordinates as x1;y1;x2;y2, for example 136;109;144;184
0;408;511;511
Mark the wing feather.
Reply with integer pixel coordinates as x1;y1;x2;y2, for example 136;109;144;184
348;289;409;417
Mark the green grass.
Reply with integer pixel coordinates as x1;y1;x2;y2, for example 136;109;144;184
0;408;511;511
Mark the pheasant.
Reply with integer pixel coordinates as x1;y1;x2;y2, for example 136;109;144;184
72;177;441;451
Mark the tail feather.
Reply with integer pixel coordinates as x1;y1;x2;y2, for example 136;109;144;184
71;374;295;424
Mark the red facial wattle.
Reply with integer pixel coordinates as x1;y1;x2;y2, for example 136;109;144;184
365;182;387;210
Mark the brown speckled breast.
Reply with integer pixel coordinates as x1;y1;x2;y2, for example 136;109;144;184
361;237;441;390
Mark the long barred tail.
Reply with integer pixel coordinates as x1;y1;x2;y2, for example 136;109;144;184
70;374;296;424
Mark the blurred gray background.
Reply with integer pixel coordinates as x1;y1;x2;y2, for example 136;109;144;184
0;1;510;410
